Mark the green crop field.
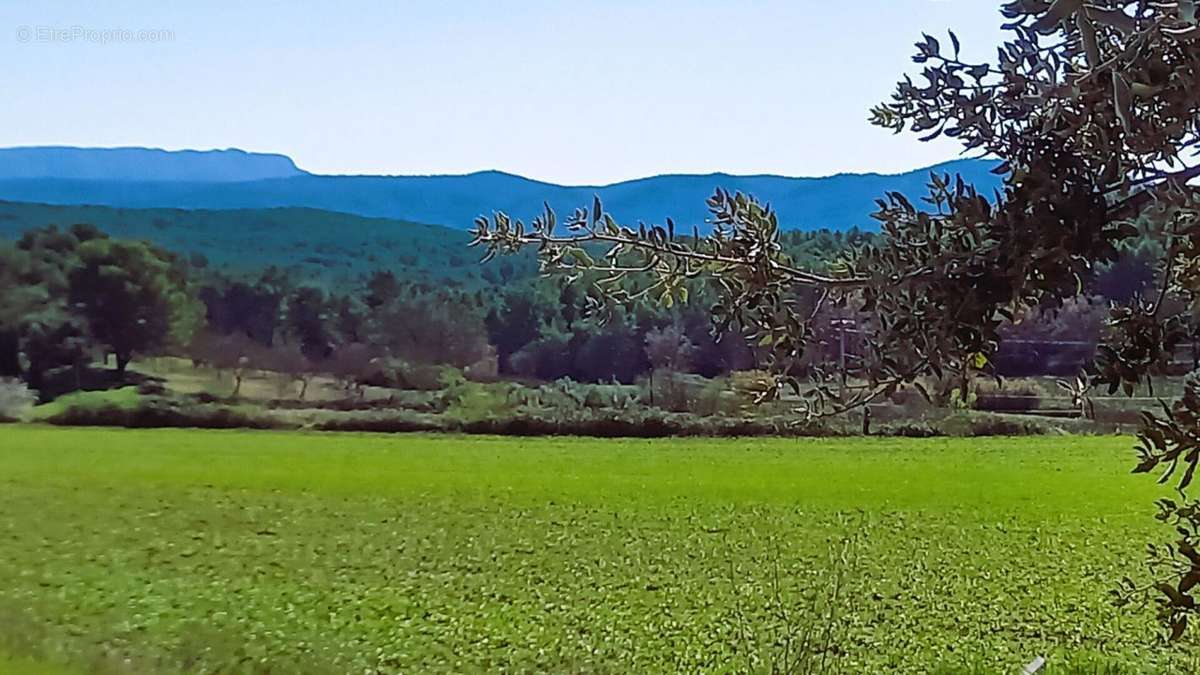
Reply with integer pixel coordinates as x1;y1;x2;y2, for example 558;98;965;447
0;427;1196;673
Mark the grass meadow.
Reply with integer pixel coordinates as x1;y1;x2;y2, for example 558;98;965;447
0;427;1197;673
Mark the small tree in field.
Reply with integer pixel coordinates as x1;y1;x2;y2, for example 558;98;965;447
188;330;263;397
327;342;381;400
473;1;1200;637
645;325;697;373
644;325;698;410
267;343;317;400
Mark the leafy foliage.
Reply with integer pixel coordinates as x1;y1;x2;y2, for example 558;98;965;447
0;226;200;387
0;378;36;421
69;238;201;373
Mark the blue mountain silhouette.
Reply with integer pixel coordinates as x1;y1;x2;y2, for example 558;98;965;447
0;147;1002;231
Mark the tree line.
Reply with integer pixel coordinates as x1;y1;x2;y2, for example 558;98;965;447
0;221;1165;401
0;224;865;396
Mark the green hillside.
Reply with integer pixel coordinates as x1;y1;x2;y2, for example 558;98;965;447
0;200;536;289
0;199;866;294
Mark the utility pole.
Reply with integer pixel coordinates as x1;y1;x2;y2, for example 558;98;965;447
830;318;855;401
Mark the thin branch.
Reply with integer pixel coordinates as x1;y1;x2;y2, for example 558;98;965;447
1110;164;1200;220
504;228;875;289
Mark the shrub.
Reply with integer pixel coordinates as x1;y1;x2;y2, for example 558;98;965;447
582;388;609;409
974;393;1042;413
974;379;1044;413
728;370;779;403
647;369;691;412
442;380;520;423
463;409;685;437
544;378;587;408
508;338;573;381
463;349;499;382
136;379;168;396
42;397;290;430
312;411;448;433
725;525;861;674
573;382;637;411
886;388;938;421
0;378;36;422
690;378;745;416
269;391;445;414
966;414;1055;437
301;407;841;438
879;421;944;438
30;387;143;420
361;360;456;392
938;411;1057;437
947;387;978;411
462;409;842;438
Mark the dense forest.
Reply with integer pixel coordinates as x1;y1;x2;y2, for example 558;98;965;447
0;203;1171;401
0;218;872;396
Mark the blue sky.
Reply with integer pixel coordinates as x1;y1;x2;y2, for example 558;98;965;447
0;1;1006;184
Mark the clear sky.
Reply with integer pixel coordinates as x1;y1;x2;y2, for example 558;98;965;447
0;1;1007;185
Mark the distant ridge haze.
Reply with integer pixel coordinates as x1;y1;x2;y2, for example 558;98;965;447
0;147;1003;231
0;147;307;183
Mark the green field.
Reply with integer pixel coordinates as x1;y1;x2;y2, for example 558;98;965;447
0;427;1195;673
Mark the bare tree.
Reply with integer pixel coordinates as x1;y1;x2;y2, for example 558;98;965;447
326;342;381;400
261;342;317;400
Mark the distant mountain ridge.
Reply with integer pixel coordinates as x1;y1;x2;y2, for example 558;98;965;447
0;147;306;182
0;147;1003;231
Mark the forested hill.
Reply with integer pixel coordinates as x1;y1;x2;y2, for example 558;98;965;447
0;200;517;289
0;147;1003;232
0;199;868;291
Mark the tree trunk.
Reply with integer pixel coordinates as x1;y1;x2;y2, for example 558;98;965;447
115;352;130;377
27;364;46;400
0;330;20;377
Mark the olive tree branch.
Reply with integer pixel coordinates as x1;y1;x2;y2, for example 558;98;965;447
475;218;871;289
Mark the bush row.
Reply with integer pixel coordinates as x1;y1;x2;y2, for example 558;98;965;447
36;394;1084;438
312;409;841;438
41;397;288;430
